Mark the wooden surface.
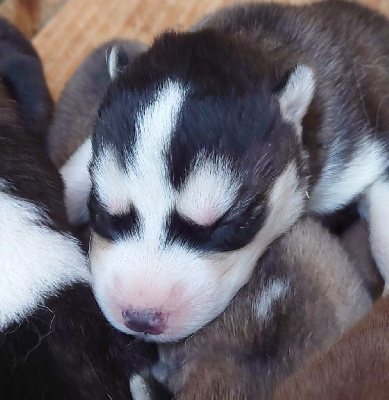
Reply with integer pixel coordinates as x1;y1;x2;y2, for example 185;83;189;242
0;0;66;38
31;0;389;101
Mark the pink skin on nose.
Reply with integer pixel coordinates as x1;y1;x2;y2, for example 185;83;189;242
106;279;192;336
102;278;212;340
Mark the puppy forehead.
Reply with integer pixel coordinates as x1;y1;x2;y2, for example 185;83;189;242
92;79;187;214
93;75;276;221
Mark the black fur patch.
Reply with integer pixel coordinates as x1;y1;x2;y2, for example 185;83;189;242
92;30;301;253
0;17;52;140
89;192;141;241
167;199;267;252
0;284;158;400
0;21;156;399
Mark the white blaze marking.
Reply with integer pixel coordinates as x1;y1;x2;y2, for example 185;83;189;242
0;181;89;330
253;279;289;322
94;80;187;243
177;153;241;226
132;80;186;242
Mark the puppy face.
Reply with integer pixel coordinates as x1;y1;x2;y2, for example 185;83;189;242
71;31;314;342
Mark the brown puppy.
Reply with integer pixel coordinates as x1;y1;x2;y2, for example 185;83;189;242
133;218;372;400
273;294;389;400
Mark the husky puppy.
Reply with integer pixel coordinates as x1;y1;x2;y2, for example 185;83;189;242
59;0;389;342
130;218;371;400
0;24;155;400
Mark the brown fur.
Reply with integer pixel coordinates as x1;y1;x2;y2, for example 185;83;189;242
273;294;389;400
340;219;384;300
194;0;389;185
152;218;371;399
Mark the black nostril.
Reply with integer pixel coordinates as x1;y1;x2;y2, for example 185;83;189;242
122;309;168;335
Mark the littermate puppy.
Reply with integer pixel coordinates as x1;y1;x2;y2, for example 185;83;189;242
272;294;389;400
0;23;155;400
132;218;371;399
0;17;52;140
340;219;384;300
60;0;389;342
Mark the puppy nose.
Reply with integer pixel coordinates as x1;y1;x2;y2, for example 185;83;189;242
122;309;168;335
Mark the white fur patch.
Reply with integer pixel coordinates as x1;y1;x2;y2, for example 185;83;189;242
365;177;389;290
94;80;187;241
90;160;304;342
309;138;388;214
60;138;92;225
253;279;289;322
129;375;151;400
177;153;241;226
93;146;132;215
0;181;89;330
279;65;315;128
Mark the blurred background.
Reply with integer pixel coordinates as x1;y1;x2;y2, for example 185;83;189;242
0;0;388;100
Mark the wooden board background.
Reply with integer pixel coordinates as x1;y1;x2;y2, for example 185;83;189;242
0;0;67;37
22;0;389;100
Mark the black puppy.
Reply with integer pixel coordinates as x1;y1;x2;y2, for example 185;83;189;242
0;17;52;140
0;20;156;400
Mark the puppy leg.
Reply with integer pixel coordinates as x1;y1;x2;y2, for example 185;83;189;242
364;176;389;295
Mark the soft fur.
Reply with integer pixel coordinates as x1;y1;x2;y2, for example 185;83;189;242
0;26;155;399
139;218;372;399
48;39;147;169
0;17;52;140
273;294;389;400
340;219;383;300
56;0;389;342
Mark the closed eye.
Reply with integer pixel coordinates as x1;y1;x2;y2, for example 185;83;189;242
88;194;140;241
167;201;266;252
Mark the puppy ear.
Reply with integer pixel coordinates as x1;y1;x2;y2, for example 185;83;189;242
107;46;129;80
277;65;315;127
60;138;92;226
